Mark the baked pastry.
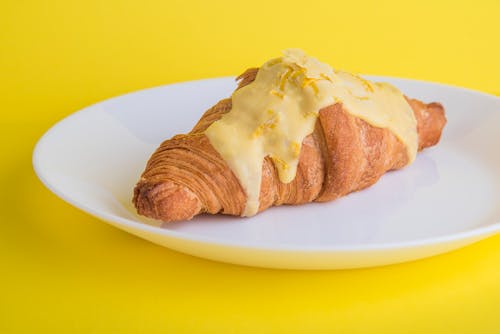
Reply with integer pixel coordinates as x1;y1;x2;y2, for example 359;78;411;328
133;49;446;222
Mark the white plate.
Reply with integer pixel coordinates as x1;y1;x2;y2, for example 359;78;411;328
33;76;500;270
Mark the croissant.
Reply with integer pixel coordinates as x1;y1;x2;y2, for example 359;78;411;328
133;61;446;223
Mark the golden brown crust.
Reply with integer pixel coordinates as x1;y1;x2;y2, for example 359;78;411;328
133;69;446;222
406;97;447;150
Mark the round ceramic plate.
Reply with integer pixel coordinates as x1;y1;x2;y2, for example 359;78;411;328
33;76;500;270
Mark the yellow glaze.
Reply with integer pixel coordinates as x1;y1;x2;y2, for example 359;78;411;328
205;49;417;216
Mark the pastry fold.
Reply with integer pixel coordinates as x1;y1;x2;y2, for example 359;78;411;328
133;69;446;222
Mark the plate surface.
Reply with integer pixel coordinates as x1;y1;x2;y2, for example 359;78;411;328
33;76;500;269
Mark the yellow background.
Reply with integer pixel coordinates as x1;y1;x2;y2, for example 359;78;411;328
1;0;499;332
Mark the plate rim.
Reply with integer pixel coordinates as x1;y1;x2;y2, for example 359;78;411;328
32;75;500;253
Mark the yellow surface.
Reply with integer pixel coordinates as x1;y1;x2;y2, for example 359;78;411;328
1;0;499;332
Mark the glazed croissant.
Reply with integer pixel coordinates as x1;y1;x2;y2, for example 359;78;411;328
133;68;446;222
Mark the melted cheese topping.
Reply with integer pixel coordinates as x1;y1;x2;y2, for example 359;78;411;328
205;49;417;216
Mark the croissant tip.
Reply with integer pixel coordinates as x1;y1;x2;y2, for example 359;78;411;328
133;181;202;223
